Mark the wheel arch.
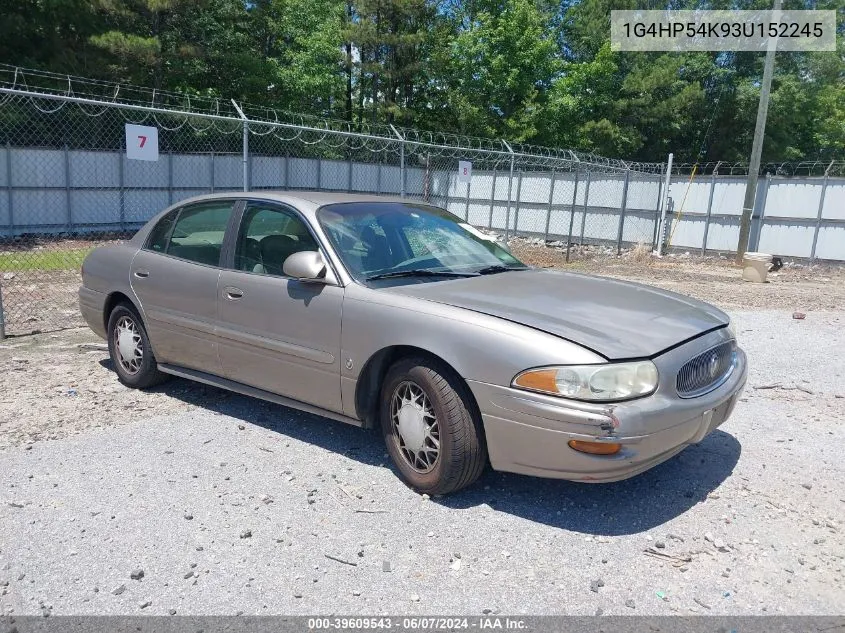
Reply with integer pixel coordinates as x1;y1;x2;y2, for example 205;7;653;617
354;345;483;432
103;291;143;332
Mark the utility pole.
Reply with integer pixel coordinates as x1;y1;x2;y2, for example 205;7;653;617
736;0;781;264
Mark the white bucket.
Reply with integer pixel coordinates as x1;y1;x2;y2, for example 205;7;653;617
742;252;772;283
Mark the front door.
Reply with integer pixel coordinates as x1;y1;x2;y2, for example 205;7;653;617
130;199;234;374
216;201;344;413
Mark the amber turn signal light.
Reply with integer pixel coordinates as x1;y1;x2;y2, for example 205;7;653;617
568;439;622;455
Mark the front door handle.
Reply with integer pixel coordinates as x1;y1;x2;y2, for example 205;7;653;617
224;286;244;300
134;269;150;278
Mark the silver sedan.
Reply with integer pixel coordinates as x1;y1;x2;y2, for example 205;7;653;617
80;192;747;494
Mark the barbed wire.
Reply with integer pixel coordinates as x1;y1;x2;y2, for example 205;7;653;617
3;64;841;177
672;160;845;177
0;64;664;173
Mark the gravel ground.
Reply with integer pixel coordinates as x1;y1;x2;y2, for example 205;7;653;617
1;256;844;615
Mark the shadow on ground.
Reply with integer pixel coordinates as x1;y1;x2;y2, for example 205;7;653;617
104;361;742;537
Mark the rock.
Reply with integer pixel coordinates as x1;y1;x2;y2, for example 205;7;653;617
293;592;302;599
595;607;604;616
792;312;806;320
802;483;813;490
352;590;361;596
382;561;392;572
240;529;252;539
130;569;144;580
260;494;274;504
410;594;420;602
237;424;245;430
184;571;194;580
112;584;126;595
169;609;177;615
196;546;204;551
421;494;430;501
655;541;666;549
625;599;636;609
704;533;715;543
184;513;193;520
139;601;151;609
590;579;604;593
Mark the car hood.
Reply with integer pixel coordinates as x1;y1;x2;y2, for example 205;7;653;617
381;268;729;359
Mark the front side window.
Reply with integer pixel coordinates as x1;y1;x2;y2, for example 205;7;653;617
317;202;524;283
234;203;319;277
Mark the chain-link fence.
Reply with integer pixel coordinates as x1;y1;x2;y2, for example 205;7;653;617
1;66;843;337
0;68;669;337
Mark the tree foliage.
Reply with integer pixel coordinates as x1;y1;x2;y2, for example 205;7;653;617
0;0;842;162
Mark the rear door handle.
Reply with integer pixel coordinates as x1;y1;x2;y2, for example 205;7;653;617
224;286;244;300
134;269;150;278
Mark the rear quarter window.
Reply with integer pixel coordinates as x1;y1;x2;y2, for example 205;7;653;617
145;210;178;253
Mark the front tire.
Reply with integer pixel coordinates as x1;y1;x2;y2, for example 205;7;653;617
380;356;487;495
107;303;168;389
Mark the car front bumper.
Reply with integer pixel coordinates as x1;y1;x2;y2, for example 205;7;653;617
468;330;747;482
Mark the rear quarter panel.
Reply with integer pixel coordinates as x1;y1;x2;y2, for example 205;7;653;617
79;243;141;337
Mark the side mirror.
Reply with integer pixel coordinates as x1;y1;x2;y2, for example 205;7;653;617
283;251;327;282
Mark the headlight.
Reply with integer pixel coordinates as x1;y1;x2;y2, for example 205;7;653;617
512;361;659;402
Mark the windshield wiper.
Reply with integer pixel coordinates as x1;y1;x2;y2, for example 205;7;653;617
366;269;480;282
474;264;529;275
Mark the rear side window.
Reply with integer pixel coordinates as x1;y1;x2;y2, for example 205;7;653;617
145;210;177;253
145;201;233;267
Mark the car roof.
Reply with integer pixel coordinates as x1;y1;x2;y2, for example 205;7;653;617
184;190;413;209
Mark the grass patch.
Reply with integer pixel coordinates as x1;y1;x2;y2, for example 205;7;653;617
0;247;94;272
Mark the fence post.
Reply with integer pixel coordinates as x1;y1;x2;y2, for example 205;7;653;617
6;142;14;236
317;157;323;190
230;99;249;192
376;158;382;195
210;152;215;193
502;140;515;240
544;169;556;242
168;150;174;205
810;162;833;261
389;125;405;198
347;153;354;193
284;149;290;190
565;171;580;263
580;171;591;245
656;153;674;255
242;122;249;192
651;176;663;248
118;151;125;232
749;174;770;252
615;170;631;255
64;144;72;233
487;169;498;229
464;177;471;221
701;163;720;255
512;171;522;236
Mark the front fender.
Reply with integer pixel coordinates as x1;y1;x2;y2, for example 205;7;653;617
338;282;603;419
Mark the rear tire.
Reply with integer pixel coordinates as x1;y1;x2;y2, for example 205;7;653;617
380;356;487;495
107;303;169;389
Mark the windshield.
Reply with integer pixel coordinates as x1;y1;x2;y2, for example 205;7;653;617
317;202;525;283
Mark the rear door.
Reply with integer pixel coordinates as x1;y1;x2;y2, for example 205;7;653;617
130;199;236;374
216;200;344;413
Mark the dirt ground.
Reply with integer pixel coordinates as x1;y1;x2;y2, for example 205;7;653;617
510;239;845;312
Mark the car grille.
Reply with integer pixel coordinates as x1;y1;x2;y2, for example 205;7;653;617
676;340;736;398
